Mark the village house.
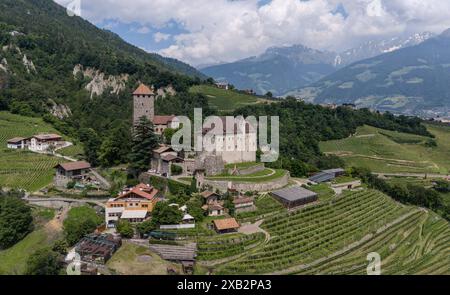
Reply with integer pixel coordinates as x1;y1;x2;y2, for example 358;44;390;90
105;183;162;228
29;133;63;151
54;161;92;188
233;196;255;213
6;133;64;152
153;115;181;135
215;82;229;90
6;137;26;149
213;218;240;234
200;191;226;216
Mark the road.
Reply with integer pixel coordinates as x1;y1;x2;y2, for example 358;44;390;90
374;172;450;179
24;196;106;208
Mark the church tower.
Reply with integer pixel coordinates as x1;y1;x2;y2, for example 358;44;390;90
133;83;155;125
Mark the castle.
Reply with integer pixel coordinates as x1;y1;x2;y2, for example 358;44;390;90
132;84;256;176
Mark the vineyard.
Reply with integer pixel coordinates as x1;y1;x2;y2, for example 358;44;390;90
214;190;449;274
197;233;265;261
294;210;450;275
0;112;70;191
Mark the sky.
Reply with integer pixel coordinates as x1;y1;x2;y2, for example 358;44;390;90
54;0;450;67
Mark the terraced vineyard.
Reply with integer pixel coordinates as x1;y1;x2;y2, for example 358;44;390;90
215;190;449;274
197;233;265;261
0;112;71;191
0;150;61;191
295;211;449;275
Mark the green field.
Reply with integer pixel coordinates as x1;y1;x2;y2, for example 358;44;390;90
214;190;450;274
206;169;287;183
189;85;270;113
0;112;79;191
320;124;450;174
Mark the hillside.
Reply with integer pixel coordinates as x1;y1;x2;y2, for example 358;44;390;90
189;85;273;113
0;111;81;191
215;189;449;274
291;29;450;117
320;124;450;174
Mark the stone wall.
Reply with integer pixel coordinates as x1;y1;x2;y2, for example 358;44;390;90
202;172;290;193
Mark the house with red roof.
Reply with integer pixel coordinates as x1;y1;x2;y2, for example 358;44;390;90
105;183;162;228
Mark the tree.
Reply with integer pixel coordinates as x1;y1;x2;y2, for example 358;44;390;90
25;248;61;275
128;116;159;178
63;206;102;245
98;123;132;166
52;239;69;255
136;220;156;237
116;220;134;238
0;196;33;249
186;196;205;222
79;128;101;166
151;202;183;225
265;91;273;98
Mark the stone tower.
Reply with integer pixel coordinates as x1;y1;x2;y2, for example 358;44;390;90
133;83;154;125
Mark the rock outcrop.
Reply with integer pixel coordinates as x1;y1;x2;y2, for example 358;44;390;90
73;64;129;98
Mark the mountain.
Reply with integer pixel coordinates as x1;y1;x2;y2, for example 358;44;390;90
0;0;209;118
201;32;433;96
336;32;434;66
289;29;450;117
201;45;337;96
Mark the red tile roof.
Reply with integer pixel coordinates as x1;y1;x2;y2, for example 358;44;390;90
200;191;220;199
56;161;91;171
153;115;175;125
213;218;239;231
133;83;154;95
117;183;159;201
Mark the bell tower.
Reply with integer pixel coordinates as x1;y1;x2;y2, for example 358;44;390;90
133;83;154;125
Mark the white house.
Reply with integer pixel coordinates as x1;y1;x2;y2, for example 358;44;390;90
6;137;26;149
29;134;63;152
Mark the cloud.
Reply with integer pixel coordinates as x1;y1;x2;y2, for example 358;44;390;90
54;0;450;66
153;32;171;43
136;26;151;34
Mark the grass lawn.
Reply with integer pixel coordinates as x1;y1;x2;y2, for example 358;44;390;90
224;162;259;169
237;193;285;222
308;183;335;202
0;111;80;191
58;144;84;159
320;124;450;174
332;176;359;184
206;169;287;183
189;85;269;113
0;228;50;274
106;241;181;275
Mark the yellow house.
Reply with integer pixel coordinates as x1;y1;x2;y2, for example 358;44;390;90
105;183;161;228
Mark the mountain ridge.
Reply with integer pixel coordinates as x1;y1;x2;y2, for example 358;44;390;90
201;32;434;96
289;29;450;117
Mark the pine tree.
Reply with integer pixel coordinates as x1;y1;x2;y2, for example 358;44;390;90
128;116;159;178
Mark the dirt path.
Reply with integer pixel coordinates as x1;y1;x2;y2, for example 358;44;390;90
268;209;421;275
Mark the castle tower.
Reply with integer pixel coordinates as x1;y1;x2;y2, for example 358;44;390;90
133;83;155;125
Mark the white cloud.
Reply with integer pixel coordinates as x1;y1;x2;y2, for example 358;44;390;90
153;32;171;43
54;0;450;66
136;26;151;34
